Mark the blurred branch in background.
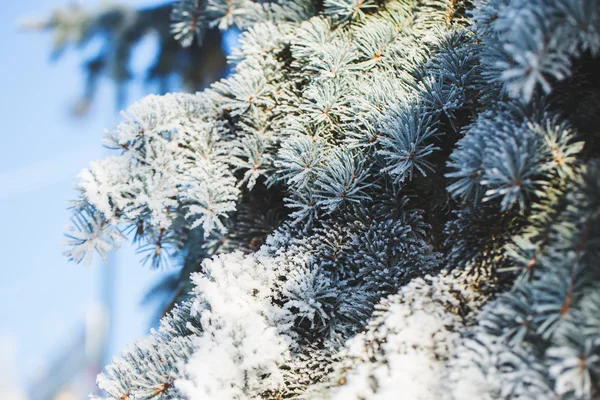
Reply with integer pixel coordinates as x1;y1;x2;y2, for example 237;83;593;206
19;1;227;115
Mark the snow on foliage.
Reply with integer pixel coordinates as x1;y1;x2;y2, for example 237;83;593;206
308;272;487;399
177;252;290;398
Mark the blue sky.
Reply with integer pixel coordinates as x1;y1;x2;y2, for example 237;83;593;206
0;0;175;393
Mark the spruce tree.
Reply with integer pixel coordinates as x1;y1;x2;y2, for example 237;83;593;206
55;0;600;398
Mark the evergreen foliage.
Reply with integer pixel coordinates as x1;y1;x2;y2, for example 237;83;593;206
20;1;227;112
58;0;600;398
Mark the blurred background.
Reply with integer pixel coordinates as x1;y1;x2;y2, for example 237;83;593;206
0;1;231;398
